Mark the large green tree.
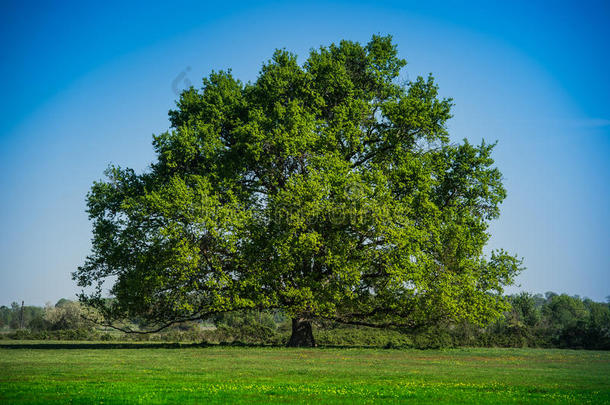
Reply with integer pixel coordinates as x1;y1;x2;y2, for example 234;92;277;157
74;35;522;346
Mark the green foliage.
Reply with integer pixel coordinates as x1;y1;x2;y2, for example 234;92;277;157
37;300;93;331
0;299;94;335
74;35;522;335
0;303;44;330
212;310;277;330
543;294;588;330
508;292;541;327
483;293;610;349
54;298;71;308
4;328;96;341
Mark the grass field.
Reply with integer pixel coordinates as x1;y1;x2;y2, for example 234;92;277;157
1;342;609;404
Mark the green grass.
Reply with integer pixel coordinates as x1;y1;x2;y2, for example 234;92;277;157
1;341;609;404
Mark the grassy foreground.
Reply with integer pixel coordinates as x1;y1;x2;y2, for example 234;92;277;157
1;342;608;404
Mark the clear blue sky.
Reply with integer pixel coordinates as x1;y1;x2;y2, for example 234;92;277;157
1;0;608;306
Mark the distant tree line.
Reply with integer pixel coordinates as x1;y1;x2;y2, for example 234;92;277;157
492;292;610;349
1;293;608;349
0;299;94;339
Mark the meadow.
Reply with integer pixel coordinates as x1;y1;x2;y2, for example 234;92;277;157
1;342;609;404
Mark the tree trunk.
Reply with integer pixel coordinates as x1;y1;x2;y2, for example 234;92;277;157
287;317;316;347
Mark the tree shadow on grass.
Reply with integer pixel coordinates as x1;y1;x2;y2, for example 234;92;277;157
0;341;272;350
0;341;392;350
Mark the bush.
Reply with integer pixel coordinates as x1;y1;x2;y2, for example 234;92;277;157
6;328;97;341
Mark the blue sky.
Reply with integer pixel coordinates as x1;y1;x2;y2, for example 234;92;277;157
1;0;608;305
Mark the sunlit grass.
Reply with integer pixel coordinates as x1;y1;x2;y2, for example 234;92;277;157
1;342;608;404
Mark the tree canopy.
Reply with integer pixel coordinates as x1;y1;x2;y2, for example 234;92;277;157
74;35;522;346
